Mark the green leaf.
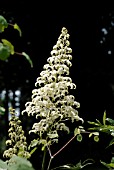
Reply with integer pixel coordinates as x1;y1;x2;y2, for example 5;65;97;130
0;159;8;169
0;43;10;60
106;118;114;125
101;160;114;169
108;163;114;168
87;121;100;126
108;138;114;147
9;155;35;170
0;15;8;33
96;119;102;125
2;39;14;55
22;52;33;68
103;110;106;125
51;159;94;170
51;163;81;170
14;23;22;37
81;159;95;167
100;161;110;169
29;139;38;148
77;134;82;142
111;157;114;163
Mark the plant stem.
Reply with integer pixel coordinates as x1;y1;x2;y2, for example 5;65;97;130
14;52;22;55
46;135;77;170
52;135;76;158
46;132;89;170
41;148;47;170
47;157;53;170
8;23;14;27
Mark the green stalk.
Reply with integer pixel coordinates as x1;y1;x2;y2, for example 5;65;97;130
41;148;47;170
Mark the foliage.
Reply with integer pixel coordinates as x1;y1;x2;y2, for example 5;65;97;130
51;159;94;170
0;15;32;67
0;15;8;32
88;111;114;169
88;111;114;146
0;155;35;170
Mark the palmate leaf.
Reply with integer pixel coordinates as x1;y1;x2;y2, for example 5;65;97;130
22;52;33;68
0;15;8;33
14;23;22;37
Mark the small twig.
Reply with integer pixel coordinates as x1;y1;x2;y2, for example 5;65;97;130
47;157;53;170
52;135;76;158
41;148;47;170
46;131;91;170
8;23;14;27
47;144;52;158
14;52;22;55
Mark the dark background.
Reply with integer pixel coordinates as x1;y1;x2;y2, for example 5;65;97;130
0;1;114;169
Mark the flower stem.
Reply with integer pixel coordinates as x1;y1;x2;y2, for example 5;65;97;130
52;135;76;158
46;135;77;170
8;23;14;27
47;157;53;170
14;52;22;55
41;148;47;170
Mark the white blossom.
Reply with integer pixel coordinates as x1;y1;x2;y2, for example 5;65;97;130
21;27;83;149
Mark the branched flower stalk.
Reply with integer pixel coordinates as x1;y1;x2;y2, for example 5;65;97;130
21;27;84;170
3;107;31;162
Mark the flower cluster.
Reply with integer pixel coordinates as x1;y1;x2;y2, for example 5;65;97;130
22;27;83;147
3;108;30;159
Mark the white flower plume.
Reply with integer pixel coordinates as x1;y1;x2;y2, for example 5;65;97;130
21;27;83;146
